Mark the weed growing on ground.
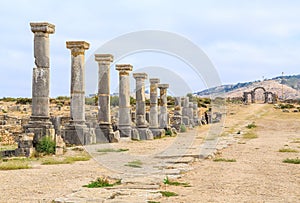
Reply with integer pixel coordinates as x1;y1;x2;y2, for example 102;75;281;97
283;158;300;164
279;148;299;153
158;191;178;197
97;148;129;153
163;176;191;187
213;158;236;162
243;132;258;139
0;159;31;170
41;153;90;165
83;177;121;188
246;122;257;129
124;160;143;168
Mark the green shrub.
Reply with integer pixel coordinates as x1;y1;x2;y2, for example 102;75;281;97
279;103;295;109
36;136;56;155
165;129;173;136
180;124;187;132
16;98;32;104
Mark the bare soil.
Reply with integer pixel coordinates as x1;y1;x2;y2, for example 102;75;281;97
0;103;299;202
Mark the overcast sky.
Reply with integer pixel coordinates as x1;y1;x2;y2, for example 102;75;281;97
0;0;299;97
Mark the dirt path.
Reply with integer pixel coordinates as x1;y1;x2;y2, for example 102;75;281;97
0;104;299;202
157;104;300;202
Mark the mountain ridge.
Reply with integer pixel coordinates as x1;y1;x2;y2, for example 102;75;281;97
196;74;300;99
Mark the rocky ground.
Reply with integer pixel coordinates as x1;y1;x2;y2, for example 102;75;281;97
0;103;299;202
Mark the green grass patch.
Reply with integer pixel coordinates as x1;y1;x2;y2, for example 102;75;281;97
124;160;143;168
158;191;178;197
282;158;300;164
0;159;31;170
147;201;160;203
213;158;236;162
246;122;257;129
97;148;129;153
41;153;90;165
163;176;190;187
0;145;17;151
242;132;258;139
83;177;121;188
279;148;299;153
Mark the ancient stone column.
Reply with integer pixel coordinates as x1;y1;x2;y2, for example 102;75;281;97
67;41;89;124
158;84;169;129
30;22;55;120
149;78;160;129
133;73;148;127
193;102;200;126
133;73;153;140
94;54;119;143
116;64;132;137
182;97;190;125
64;41;90;145
188;102;195;127
26;22;55;145
171;96;183;131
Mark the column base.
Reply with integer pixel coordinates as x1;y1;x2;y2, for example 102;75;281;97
118;125;131;137
149;128;165;139
24;118;55;146
62;124;92;145
95;124;120;143
132;127;153;140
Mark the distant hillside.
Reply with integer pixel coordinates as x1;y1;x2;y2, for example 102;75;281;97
196;74;300;99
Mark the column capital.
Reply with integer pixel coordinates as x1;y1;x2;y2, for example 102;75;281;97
133;72;147;80
150;78;160;84
158;84;169;89
116;64;133;76
30;22;55;34
95;54;113;64
66;41;90;57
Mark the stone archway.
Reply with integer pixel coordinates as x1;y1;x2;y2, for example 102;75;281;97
252;86;266;103
243;86;277;104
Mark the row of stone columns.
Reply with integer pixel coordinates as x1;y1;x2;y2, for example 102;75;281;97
27;21;202;145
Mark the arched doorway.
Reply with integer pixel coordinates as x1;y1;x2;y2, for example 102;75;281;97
252;87;266;103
